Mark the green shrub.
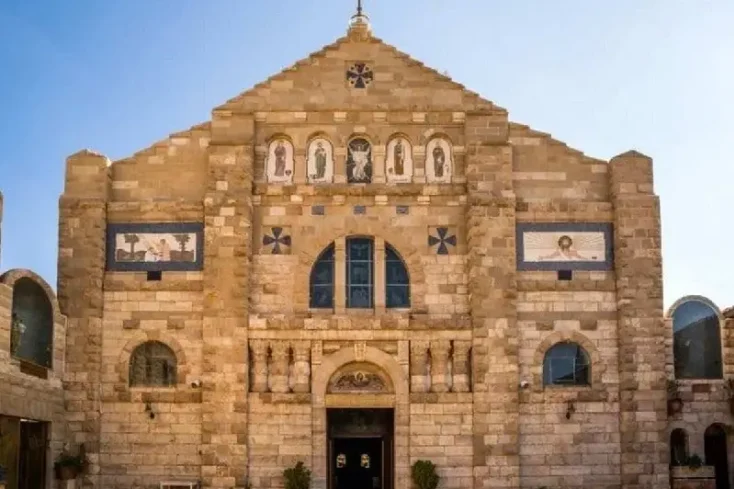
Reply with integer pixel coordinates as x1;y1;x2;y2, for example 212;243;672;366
283;461;311;489
411;460;439;489
688;454;703;470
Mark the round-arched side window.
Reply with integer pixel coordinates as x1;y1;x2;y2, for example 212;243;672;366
543;342;590;387
672;299;722;379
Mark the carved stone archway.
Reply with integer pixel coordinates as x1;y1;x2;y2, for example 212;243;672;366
311;346;409;489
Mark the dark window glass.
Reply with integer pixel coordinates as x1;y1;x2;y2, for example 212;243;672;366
10;278;54;369
543;342;590;386
310;244;335;308
670;429;689;466
347;238;373;308
386;245;410;308
673;300;723;379
129;341;177;387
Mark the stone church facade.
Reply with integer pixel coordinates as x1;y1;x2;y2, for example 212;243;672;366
1;13;734;489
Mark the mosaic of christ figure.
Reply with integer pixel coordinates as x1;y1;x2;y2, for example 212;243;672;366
347;138;372;183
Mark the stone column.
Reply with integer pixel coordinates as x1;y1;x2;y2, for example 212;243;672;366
429;340;451;393
250;340;269;393
292;341;311;393
610;150;668;489
465;111;519;489
269;341;291;394
201;112;253;489
410;341;430;393
451;341;471;393
58;149;110;488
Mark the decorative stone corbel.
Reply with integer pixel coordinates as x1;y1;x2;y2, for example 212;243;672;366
250;340;269;393
269;341;291;393
410;341;430;393
430;340;451;393
451;341;471;393
292;341;311;393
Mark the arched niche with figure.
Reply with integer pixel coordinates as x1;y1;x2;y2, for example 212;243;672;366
10;277;54;368
425;137;453;183
384;135;413;183
265;137;295;184
347;137;372;183
306;136;335;184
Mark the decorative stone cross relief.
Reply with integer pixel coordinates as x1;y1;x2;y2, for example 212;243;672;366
428;226;457;255
346;62;374;88
262;227;292;255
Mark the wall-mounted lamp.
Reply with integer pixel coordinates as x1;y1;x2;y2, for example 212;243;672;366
565;401;576;420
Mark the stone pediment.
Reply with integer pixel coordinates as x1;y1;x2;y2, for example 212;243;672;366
214;26;501;114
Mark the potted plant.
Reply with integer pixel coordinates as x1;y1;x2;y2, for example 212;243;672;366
283;461;311;489
54;451;88;481
667;380;683;416
411;460;440;489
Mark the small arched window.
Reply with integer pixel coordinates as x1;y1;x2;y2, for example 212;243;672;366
670;428;689;466
543;342;590;386
129;341;177;387
310;244;335;309
672;298;723;379
11;278;54;368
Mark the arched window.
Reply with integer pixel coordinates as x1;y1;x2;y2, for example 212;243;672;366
672;298;722;379
309;238;410;310
129;341;177;387
385;244;410;308
543;342;590;386
310;244;335;308
10;278;54;368
670;428;689;466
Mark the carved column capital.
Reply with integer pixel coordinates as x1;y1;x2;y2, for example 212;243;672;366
430;340;451;393
250;340;269;393
451;340;471;393
292;341;311;393
410;341;430;393
269;341;291;393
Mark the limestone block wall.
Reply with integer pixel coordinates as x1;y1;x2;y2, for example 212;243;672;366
0;270;68;489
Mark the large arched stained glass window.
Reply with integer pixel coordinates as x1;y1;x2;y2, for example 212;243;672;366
310;244;335;309
386;244;410;308
672;298;723;379
129;341;177;387
309;238;410;310
543;342;590;386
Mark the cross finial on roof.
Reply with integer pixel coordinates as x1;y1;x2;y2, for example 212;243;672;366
349;0;371;33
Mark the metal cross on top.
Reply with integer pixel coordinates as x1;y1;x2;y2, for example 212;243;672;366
356;0;363;16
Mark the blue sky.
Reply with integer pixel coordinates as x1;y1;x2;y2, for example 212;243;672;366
0;1;732;310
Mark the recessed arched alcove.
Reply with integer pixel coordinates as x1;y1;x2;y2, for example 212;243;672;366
10;277;54;368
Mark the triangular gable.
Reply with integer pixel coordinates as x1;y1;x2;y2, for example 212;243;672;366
214;30;501;114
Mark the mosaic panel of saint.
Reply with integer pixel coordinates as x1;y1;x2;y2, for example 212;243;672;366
306;137;335;183
384;136;413;183
347;138;372;183
425;137;453;183
265;138;295;184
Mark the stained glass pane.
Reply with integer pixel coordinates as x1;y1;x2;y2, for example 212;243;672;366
310;244;335;309
347;238;373;308
386;244;410;308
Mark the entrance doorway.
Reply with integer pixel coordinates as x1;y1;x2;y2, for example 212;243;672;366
327;409;393;489
0;416;48;489
705;424;730;489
